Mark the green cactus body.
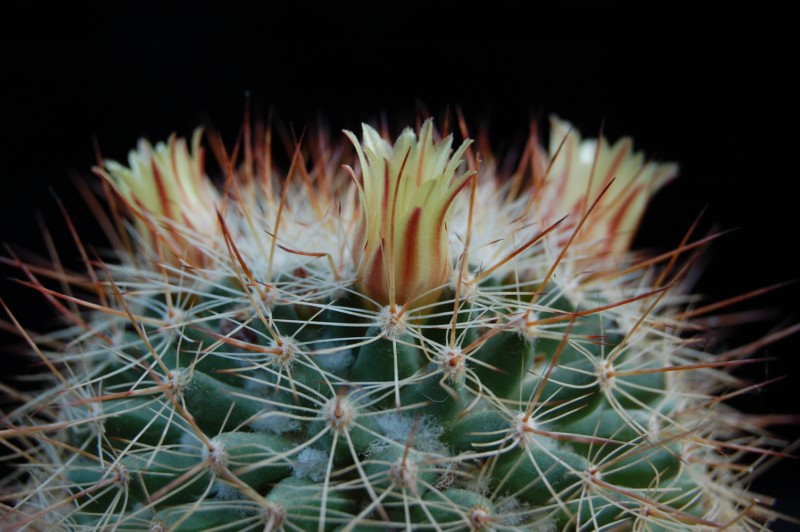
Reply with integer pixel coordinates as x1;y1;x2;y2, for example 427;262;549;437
0;116;788;530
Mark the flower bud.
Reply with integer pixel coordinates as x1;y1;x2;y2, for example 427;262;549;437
540;117;678;259
345;120;473;309
97;129;219;266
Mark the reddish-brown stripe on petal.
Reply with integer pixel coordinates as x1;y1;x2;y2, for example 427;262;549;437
399;207;422;305
151;159;173;219
365;241;387;303
197;147;206;183
382;160;390;217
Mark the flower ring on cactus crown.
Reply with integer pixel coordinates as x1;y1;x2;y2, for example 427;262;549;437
344;120;475;312
94;128;220;267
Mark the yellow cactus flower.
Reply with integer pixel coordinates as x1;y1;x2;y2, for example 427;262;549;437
538;117;678;259
97;129;219;267
345;120;474;309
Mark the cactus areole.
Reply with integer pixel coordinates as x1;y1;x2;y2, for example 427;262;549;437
0;115;790;530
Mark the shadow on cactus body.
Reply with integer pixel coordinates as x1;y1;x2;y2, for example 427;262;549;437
0;115;794;530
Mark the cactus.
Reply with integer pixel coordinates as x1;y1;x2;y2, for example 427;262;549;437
0;115;792;530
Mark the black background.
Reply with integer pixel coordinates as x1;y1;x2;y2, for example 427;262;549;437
2;3;798;526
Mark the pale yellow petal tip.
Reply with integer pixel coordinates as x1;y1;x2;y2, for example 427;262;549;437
348;119;474;309
544;115;678;258
97;128;219;265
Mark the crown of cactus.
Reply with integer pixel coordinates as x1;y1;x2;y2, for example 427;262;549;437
0;115;792;531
